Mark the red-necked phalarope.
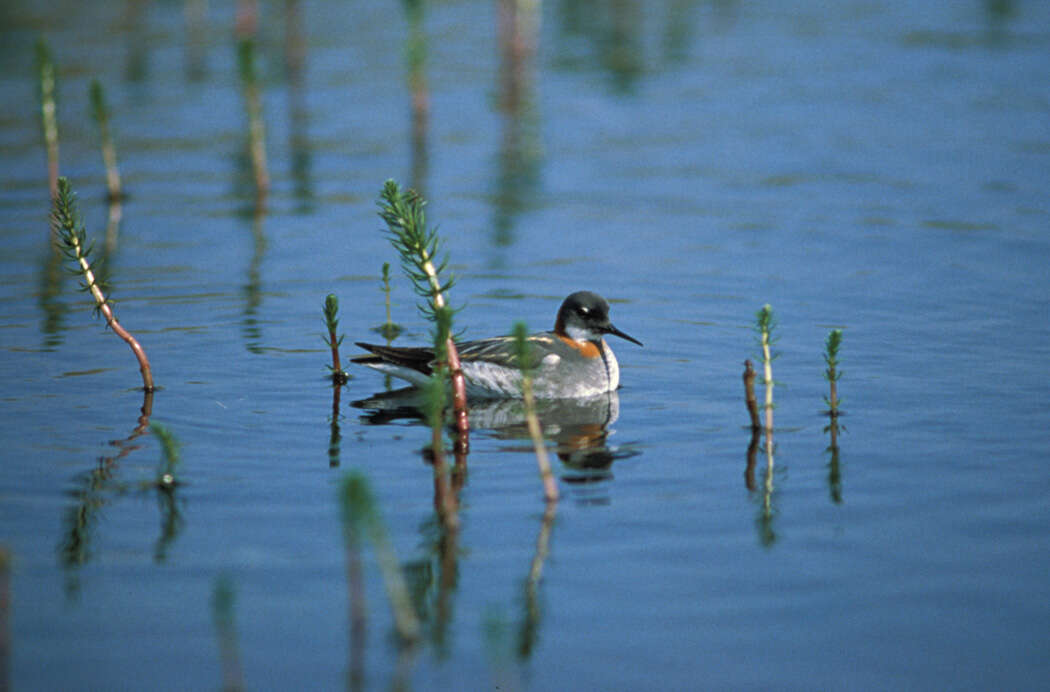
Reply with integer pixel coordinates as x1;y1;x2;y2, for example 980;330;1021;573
351;291;642;399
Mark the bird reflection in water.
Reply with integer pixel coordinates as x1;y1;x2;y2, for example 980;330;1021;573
351;388;637;496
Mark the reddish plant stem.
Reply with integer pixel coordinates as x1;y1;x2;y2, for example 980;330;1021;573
743;359;760;431
420;251;469;450
428;434;459;533
69;233;153;391
444;338;470;453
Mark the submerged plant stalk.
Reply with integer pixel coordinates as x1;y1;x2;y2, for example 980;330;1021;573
424;306;461;530
403;0;429;190
756;304;776;435
237;38;269;202
51;177;154;391
339;472;420;645
742;359;760;431
513;322;558;503
823;329;843;418
89;79;122;201
211;575;245;692
35;38;60;200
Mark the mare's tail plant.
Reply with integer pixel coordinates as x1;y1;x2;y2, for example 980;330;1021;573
151;423;180;491
373;262;403;341
377;179;469;447
51;177;154;391
755;304;777;434
237;37;269;202
823;329;843;419
322;293;348;385
513;322;558;503
339;472;420;646
423;305;460;530
36;37;60;201
823;329;844;483
89;79;123;202
402;0;429;189
753;305;778;546
742;359;760;431
150;422;183;562
212;575;245;692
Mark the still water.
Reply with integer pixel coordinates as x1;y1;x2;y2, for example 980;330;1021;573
1;1;1048;689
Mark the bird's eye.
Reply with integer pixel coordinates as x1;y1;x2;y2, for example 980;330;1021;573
578;306;590;315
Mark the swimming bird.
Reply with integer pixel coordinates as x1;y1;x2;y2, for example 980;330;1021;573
351;291;642;399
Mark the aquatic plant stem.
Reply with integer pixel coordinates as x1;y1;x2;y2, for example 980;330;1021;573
339;473;420;646
513;322;558;503
403;0;429;190
35;38;60;201
51;178;154;392
383;262;393;327
377;180;469;450
524;377;558;502
237;37;269;203
425;309;461;531
743;359;760;431
756;304;775;435
345;517;366;690
823;329;843;419
211;575;245;692
322;293;348;384
754;305;777;545
89;79;122;201
377;262;403;341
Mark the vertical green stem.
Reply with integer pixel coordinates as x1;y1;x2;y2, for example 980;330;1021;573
89;79;122;201
237;38;269;202
514;322;558;503
36;38;60;201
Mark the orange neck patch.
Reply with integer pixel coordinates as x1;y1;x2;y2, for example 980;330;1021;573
557;334;601;359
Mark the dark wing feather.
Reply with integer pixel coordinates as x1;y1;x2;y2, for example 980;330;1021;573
352;342;435;375
354;332;553;373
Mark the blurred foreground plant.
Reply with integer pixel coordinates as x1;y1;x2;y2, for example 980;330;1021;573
513;322;558;503
423;305;460;530
35;37;60;199
339;472;420;646
237;37;269;202
212;574;245;692
89;79;122;202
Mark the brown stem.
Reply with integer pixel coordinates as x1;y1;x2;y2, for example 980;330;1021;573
444;338;470;452
327;328;347;385
743;360;760;431
72;237;153;391
430;426;459;532
745;426;759;492
418;251;470;449
828;368;839;418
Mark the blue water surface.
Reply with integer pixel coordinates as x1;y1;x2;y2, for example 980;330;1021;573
1;1;1048;690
